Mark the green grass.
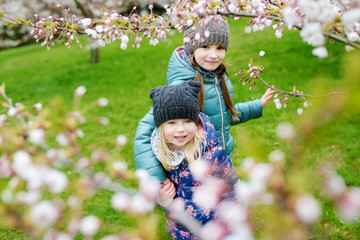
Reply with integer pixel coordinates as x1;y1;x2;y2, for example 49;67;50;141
0;18;359;239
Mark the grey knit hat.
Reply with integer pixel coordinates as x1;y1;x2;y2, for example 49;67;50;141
183;15;230;55
150;81;201;127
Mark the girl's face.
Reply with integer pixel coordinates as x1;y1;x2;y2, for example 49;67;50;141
194;44;226;71
163;119;197;150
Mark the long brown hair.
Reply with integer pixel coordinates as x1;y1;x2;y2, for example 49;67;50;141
190;54;240;121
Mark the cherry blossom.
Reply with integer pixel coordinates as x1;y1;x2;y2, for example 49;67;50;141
30;200;60;228
295;194;322;224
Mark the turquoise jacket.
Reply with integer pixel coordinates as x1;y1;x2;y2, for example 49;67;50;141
134;46;263;182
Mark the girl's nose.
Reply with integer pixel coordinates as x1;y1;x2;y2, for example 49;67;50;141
208;48;217;58
176;123;185;132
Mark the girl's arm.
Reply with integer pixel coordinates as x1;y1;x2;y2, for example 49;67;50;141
134;107;167;182
231;99;263;125
231;87;276;125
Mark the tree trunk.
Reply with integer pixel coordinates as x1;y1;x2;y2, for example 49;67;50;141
90;47;99;63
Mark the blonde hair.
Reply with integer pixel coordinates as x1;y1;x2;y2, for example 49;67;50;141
158;122;205;170
190;53;240;121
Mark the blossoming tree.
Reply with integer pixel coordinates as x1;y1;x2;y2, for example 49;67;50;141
0;0;360;239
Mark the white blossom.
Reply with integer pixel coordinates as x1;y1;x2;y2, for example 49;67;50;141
45;169;68;194
7;107;17;117
268;150;285;163
111;192;130;211
56;133;69;146
150;38;159;46
74;86;86;97
130;193;154;214
30;201;59;228
121;35;129;44
283;7;301;29
259;50;265;57
341;9;360;30
295;194;322;224
300;23;325;47
120;42;127;50
28;128;45;145
312;46;328;58
97;97;109;107
12;150;32;177
189;159;209;180
80;18;92;27
79;215;100;236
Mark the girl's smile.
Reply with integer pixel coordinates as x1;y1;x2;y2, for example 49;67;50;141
163;119;196;150
194;44;226;72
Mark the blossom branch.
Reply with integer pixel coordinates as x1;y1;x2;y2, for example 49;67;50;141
220;10;360;50
256;74;347;98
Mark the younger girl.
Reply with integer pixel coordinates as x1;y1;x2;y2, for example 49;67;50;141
134;15;275;184
149;81;239;239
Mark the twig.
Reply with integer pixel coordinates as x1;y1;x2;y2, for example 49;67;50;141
256;74;347;98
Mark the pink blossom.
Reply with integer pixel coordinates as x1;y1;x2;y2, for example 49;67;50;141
192;177;221;208
201;220;227;240
0;159;12;177
276;122;296;141
116;134;127;147
33;103;42;111
337;188;360;222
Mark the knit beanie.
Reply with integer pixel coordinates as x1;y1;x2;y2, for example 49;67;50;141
183;15;230;55
150;81;201;127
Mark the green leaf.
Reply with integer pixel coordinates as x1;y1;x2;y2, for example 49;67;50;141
15;17;28;24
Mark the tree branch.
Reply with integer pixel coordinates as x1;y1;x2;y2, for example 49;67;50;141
219;10;360;50
256;74;347;98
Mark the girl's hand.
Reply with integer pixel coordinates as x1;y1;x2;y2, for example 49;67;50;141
157;178;176;207
261;86;277;108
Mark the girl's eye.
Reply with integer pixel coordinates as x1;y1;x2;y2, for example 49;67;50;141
201;45;208;49
185;120;192;123
167;121;175;125
217;46;225;50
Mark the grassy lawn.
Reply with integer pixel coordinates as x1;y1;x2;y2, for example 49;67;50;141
0;18;359;239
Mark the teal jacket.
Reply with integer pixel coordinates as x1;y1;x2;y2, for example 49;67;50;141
134;46;263;182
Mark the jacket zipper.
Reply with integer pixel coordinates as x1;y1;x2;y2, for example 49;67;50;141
214;76;226;150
